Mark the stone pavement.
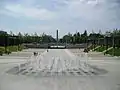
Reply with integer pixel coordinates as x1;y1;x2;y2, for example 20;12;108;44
0;49;120;90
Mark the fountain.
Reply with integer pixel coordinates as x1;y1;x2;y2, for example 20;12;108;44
6;49;107;77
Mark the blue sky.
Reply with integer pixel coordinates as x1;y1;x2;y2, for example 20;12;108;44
0;0;120;37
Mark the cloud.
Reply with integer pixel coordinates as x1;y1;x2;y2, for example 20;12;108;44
1;4;56;20
48;0;120;34
87;0;98;5
0;0;120;37
28;25;52;32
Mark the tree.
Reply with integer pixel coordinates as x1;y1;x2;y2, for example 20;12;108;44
18;32;23;37
76;32;80;43
62;33;73;43
81;30;88;43
17;32;23;44
83;30;87;37
0;31;8;46
10;31;14;36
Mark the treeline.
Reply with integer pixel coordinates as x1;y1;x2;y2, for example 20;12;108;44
60;29;120;48
0;31;20;46
0;29;120;47
18;33;56;43
0;31;56;47
60;30;104;44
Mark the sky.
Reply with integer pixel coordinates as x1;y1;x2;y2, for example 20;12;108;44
0;0;120;37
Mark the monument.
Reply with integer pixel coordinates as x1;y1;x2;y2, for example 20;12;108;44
56;30;58;47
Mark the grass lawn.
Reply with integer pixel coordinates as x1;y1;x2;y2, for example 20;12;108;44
106;48;120;56
88;45;98;51
89;45;120;56
0;45;23;55
0;47;5;53
94;46;106;52
7;45;23;52
7;46;18;52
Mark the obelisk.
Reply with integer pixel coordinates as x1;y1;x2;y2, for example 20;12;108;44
56;30;58;47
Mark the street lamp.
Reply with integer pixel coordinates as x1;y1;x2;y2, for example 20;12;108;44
104;33;111;55
4;35;8;53
93;38;95;51
112;35;119;56
112;35;115;56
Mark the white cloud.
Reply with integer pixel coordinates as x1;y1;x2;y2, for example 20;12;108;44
3;4;56;20
27;25;58;37
87;0;98;5
28;25;52;32
0;0;120;36
54;0;102;20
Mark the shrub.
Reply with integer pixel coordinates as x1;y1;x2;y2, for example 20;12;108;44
18;45;23;51
0;47;5;53
5;49;11;55
0;50;3;56
7;46;18;52
0;47;5;56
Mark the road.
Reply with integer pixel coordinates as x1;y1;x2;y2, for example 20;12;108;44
0;49;120;90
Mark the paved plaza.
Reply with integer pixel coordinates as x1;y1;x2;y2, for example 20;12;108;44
0;49;120;90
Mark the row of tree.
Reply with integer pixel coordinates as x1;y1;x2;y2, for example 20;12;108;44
60;30;104;44
0;29;120;47
60;29;120;47
0;31;57;46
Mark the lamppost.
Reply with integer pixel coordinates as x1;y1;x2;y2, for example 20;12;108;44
4;35;8;53
98;38;101;52
86;36;88;49
112;35;115;56
112;35;119;56
104;33;111;55
93;38;95;51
